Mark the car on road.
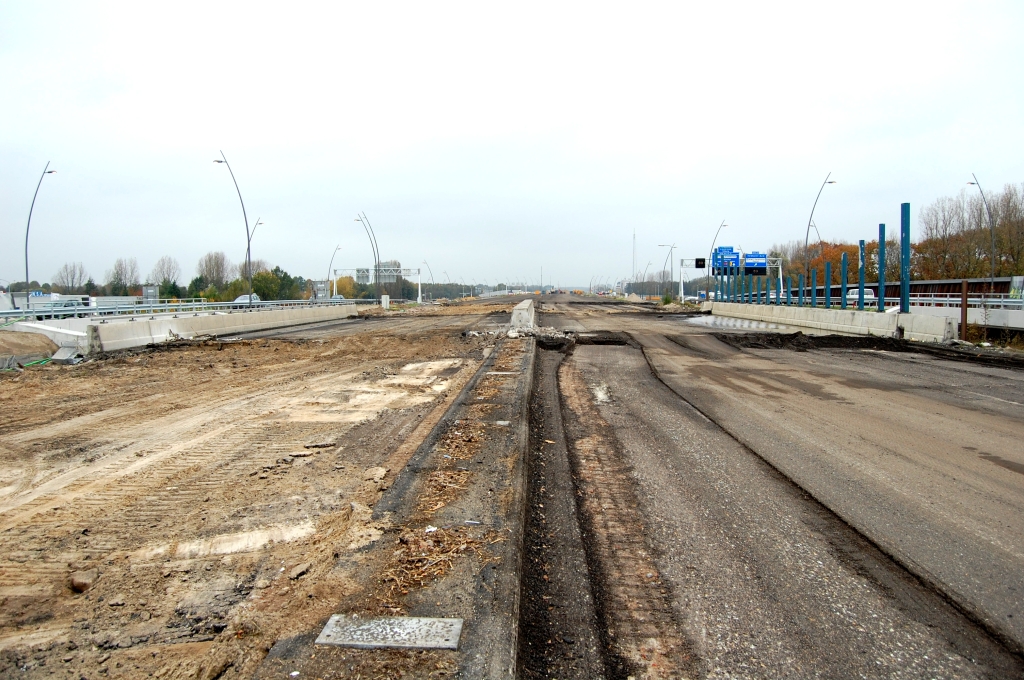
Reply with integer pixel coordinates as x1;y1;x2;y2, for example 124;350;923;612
846;289;877;304
232;294;262;308
330;294;346;301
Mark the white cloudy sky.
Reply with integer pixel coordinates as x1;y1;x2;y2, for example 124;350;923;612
2;1;1022;289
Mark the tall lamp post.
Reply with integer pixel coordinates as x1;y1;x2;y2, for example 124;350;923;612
213;151;255;308
659;243;676;299
326;245;342;299
706;221;727;301
422;260;435;301
243;217;263;294
24;162;57;311
966;174;999;296
355;214;380;300
804;173;837;290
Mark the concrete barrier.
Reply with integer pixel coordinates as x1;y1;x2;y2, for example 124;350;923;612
909;304;1024;332
710;302;955;343
511;299;536;330
84;304;358;353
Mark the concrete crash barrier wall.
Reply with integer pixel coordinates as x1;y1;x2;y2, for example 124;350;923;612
86;304;358;353
510;298;536;330
710;302;955;343
909;305;1024;332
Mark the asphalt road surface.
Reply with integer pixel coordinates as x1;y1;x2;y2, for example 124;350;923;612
522;296;1024;678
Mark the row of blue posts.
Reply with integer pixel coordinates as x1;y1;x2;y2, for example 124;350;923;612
713;203;912;313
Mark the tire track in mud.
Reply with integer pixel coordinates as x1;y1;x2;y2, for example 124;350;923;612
558;356;696;679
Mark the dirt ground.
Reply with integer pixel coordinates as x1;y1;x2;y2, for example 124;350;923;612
0;331;58;358
0;328;491;678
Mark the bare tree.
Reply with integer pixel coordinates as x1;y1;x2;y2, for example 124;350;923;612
106;257;141;295
52;262;88;293
196;252;232;289
995;183;1024;276
238;258;272;280
149;256;181;285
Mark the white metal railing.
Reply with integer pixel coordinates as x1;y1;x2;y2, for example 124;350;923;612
0;298;359;321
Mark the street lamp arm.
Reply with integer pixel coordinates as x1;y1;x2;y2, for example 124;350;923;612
355;215;379;296
24;161;54;308
326;245;341;298
804;172;834;281
706;220;726;299
360;212;381;295
217;151;253;307
970;173;998;295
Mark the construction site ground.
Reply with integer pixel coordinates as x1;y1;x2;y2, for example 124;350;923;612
0;306;511;678
3;295;1024;679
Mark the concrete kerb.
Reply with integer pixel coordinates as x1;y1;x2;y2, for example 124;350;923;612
710;302;955;343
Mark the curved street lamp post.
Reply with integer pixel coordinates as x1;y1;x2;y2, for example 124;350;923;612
970;174;995;296
24;162;57;310
326;245;342;298
706;221;727;301
659;244;676;299
422;261;435;301
213;152;255;308
804;173;837;295
355;214;380;300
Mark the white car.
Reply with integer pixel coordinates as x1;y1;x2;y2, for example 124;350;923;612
232;294;262;307
846;289;877;302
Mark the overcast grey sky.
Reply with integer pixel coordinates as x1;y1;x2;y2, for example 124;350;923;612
2;1;1023;289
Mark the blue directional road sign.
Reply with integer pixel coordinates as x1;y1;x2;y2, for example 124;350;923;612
744;252;768;275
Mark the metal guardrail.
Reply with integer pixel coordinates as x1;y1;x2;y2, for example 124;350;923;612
0;298;365;321
732;294;1023;312
904;295;1023;310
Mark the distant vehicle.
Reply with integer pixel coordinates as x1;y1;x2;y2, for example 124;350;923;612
846;289;877;302
232;294;262;308
330;294;346;300
33;298;90;320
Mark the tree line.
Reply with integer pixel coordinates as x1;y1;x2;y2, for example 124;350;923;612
10;252;310;302
770;182;1024;284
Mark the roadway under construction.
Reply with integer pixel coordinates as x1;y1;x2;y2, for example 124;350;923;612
0;296;1022;679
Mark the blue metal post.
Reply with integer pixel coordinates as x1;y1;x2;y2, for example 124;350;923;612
825;261;832;309
798;273;805;306
741;272;746;303
787;276;792;305
900;203;910;314
878;224;886;312
811;269;817;308
841;251;848;309
858;239;865;310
